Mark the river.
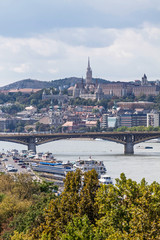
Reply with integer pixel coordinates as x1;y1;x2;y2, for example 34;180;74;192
1;139;160;184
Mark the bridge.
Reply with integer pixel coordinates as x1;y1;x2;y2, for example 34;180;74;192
0;131;159;154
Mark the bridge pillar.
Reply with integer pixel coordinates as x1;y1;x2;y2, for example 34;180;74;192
124;135;134;154
28;138;36;153
124;142;134;154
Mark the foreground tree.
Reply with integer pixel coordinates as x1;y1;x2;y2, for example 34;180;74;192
61;215;95;240
11;172;160;240
24;169;99;240
79;170;99;223
95;173;160;239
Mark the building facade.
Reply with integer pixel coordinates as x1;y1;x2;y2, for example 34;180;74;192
72;59;104;100
102;83;128;97
120;113;147;127
147;112;160;127
100;114;108;128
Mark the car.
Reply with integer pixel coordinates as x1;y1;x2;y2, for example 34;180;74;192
13;156;19;160
6;164;14;168
21;165;26;168
2;158;8;161
17;160;24;165
17;162;23;165
18;160;24;163
8;167;18;172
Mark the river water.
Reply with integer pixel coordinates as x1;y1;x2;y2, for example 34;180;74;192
1;139;160;184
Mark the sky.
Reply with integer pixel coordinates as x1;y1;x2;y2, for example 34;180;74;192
0;0;160;86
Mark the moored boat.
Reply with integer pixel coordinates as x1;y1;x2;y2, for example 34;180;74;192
99;174;113;185
73;156;107;177
145;146;153;149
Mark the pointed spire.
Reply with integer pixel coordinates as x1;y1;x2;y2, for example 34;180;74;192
86;57;92;85
81;77;84;88
88;57;90;69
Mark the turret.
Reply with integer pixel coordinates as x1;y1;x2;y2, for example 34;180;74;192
141;74;148;86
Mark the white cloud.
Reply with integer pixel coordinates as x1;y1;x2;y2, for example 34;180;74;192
12;63;30;73
48;68;59;74
0;24;160;86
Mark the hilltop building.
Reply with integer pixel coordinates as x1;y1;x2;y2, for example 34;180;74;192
72;58;104;100
42;89;69;105
102;82;128;97
132;74;159;97
42;59;160;101
86;57;92;85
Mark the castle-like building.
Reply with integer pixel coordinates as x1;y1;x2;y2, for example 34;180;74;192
132;74;159;97
72;58;104;101
42;59;160;101
102;74;159;97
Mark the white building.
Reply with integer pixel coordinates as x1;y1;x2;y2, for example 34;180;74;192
147;111;160;127
101;114;108;128
25;106;37;114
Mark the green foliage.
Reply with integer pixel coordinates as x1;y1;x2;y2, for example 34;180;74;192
95;173;160;239
115;126;128;132
61;215;95;240
115;125;160;132
0;173;57;239
29;169;99;239
96;99;109;110
12;174;40;200
1;104;24;115
10;194;55;234
39;181;58;193
3;171;160;240
36;122;51;132
69;97;97;106
79;170;99;223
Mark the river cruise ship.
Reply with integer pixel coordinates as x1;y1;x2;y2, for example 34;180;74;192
73;157;107;177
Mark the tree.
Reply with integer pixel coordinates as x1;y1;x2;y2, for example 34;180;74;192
61;215;94;240
79;169;99;223
95;173;160;239
13;173;40;200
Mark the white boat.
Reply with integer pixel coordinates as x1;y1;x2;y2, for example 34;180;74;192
99;174;113;185
73;156;107;177
41;152;56;161
137;145;153;149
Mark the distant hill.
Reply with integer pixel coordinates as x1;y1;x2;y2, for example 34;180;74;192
0;79;53;90
0;77;110;90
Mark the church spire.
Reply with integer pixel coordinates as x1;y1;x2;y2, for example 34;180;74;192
88;57;90;69
86;57;92;85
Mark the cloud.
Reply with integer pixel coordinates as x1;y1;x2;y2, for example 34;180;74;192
0;0;160;38
0;24;160;86
12;64;30;73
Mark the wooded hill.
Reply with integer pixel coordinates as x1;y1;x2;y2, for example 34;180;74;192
0;77;109;90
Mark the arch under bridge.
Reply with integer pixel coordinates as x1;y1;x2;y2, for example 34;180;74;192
0;131;159;154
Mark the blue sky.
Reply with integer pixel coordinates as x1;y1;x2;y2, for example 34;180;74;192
0;0;160;86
